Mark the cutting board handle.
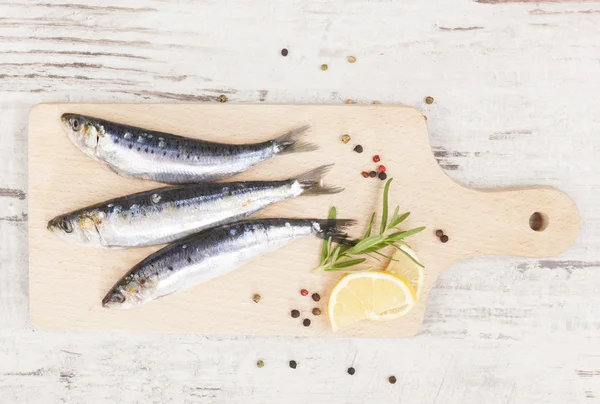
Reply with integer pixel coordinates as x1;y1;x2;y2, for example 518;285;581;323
452;186;580;258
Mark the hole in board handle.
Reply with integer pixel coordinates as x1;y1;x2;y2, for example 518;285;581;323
529;212;549;232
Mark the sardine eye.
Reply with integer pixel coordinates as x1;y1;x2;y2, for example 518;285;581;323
110;293;125;303
59;218;73;233
71;118;80;131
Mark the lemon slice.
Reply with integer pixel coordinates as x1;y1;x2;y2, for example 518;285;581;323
384;244;424;300
328;271;416;332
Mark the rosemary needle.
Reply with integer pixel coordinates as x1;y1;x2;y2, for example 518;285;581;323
313;178;425;273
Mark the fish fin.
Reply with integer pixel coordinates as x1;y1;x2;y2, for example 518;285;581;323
154;290;177;301
313;219;357;245
275;125;318;154
296;164;344;195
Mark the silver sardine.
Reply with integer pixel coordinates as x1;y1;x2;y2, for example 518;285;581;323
47;165;342;248
61;113;315;184
102;218;355;308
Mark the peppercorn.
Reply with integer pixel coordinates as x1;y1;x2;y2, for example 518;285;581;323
291;309;300;318
303;318;311;327
440;235;449;243
373;155;381;163
353;145;363;153
281;48;288;57
300;289;308;296
341;134;351;144
361;171;369;178
389;376;397;384
252;294;261;303
321;64;328;71
347;367;355;375
348;56;356;63
256;360;264;368
378;172;387;180
369;171;377;178
435;229;444;238
378;165;386;173
312;293;320;302
289;360;297;369
218;95;227;103
425;96;434;104
312;308;321;316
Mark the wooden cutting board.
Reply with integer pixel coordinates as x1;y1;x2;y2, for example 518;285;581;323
28;104;580;337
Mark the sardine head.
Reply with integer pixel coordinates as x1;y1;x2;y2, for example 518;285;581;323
47;212;104;248
102;275;156;309
61;114;101;158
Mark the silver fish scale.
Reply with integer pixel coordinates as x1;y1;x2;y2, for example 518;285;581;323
67;114;309;184
84;116;284;184
130;219;322;299
61;180;299;248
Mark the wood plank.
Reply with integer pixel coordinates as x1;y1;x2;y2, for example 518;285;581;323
28;104;579;336
1;0;600;401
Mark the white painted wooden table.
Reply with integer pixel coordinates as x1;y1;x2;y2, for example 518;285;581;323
1;1;600;403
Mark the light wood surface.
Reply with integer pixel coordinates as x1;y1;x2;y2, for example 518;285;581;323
28;103;579;337
3;0;600;402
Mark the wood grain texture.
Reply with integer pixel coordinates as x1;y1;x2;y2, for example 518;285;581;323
27;103;579;336
2;0;600;402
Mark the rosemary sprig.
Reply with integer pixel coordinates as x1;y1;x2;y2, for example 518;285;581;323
313;178;425;273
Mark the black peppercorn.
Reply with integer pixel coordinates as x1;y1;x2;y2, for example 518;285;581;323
389;375;397;384
369;171;377;178
353;145;363;153
303;318;311;327
435;229;444;238
291;309;300;318
312;307;321;316
378;172;387;180
281;48;288;57
312;293;320;302
289;360;297;369
347;367;355;375
440;235;449;243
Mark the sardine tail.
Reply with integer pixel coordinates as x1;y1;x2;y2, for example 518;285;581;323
296;164;344;195
275;125;318;154
313;219;357;245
